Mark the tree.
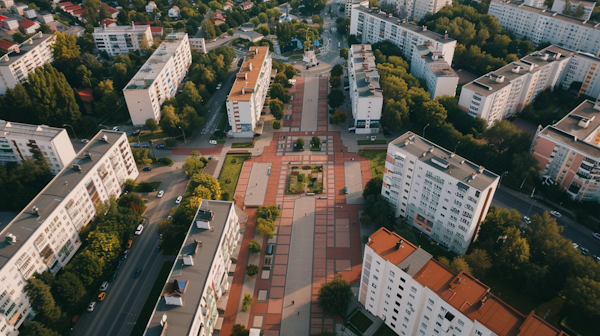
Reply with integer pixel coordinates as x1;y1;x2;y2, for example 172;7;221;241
339;48;348;60
190;173;221;200
497;226;530;275
369;0;380;7
24;278;62;325
248;239;261;254
52;32;80;61
251;17;260;27
448;257;472;275
246;264;259;278
329;76;341;88
284;64;297;79
231;324;250;336
183;151;208;177
159;105;182;136
256;218;276;238
165;138;178;147
270;83;290;103
312;14;324;25
464;249;492;279
363;177;382;198
360;214;371;226
270;98;284;120
484;120;520;154
332;110;347;124
295;137;305;150
178;82;203;111
132;148;152;166
328;89;345;109
574;4;585;18
310;136;321;148
54;272;87;310
203;20;216;39
256;25;270;36
75;64;92;88
417;100;447;128
256;205;281;221
87;231;121;261
208;0;222;10
145;118;159;133
20;321;60;336
331;64;343;77
318;277;353;317
562;276;600;318
381;98;408;132
124;179;136;193
272;120;281;129
274;72;290;87
258;12;268;23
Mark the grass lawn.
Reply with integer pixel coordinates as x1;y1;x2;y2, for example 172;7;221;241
358;140;387;145
133;181;162;192
348;310;373;334
359;149;387;179
130;261;174;336
232;142;254;148
128;131;167;143
218;154;251;201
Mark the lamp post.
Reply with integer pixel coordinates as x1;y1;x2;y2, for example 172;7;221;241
179;126;186;143
499;171;508;189
63;124;77;139
422;123;430;138
454;141;460;155
99;124;109;130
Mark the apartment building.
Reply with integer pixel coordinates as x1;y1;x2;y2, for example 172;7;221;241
522;0;544;7
92;22;153;57
531;100;600;202
345;0;362;17
382;132;498;254
188;37;207;53
348;45;383;133
360;227;567;336
226;46;272;138
0;33;55;94
0;120;76;175
123;33;192;126
350;4;456;66
144;200;241;336
458;46;573;126
0;130;138;335
488;0;600;57
551;0;595;21
559;52;600;98
411;45;458;99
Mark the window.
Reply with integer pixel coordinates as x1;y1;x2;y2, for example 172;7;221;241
400;278;405;283
411;287;417;293
421;322;427;329
392;316;397;321
397;293;402;299
391;323;396;328
394;308;399;314
389;270;395;277
428;298;434;305
386;294;390;298
371;283;377;289
399;285;404;291
395;301;400;306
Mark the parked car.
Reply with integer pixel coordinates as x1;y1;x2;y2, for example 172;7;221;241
593;255;600;263
142;144;150;148
126;240;132;249
580;247;590;256
112;126;119;131
157;190;164;198
550;211;562;218
176;196;182;204
109;271;117;282
573;242;579;249
122;249;130;259
99;281;109;292
156;144;165;149
133;143;141;148
523;216;531;224
132;129;140;136
80;139;89;143
134;268;142;278
143;167;152;171
209;140;217;145
87;302;96;312
155;245;162;252
116;261;122;269
135;224;144;235
593;232;600;240
97;292;106;301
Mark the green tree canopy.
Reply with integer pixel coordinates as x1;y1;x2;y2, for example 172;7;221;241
54;272;87;310
270;98;284;120
24;278;62;325
327;89;345;109
363;177;382;198
318;277;353;317
256;205;281;221
256;218;276;238
270;83;290;103
248;239;261;254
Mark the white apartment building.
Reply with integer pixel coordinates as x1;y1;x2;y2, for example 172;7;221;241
123;33;192;126
411;45;458;99
144;200;241;336
348;45;383;133
559;52;600;98
92;22;153;57
360;227;566;336
345;0;361;17
522;0;544;7
458;45;573;126
350;4;456;66
226;46;272;138
379;0;451;21
188;37;207;54
551;0;595;21
0;33;55;95
0;120;76;175
0;130;138;334
488;0;600;57
382;132;498;254
532;100;600;202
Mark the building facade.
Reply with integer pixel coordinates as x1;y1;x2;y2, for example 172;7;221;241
551;0;595;21
0;33;55;95
0;130;138;334
348;45;383;133
226;46;272;138
558;52;600;98
350;5;456;66
188;37;207;53
144;200;241;336
382;132;498;254
410;45;458;99
92;23;153;57
532;100;600;202
0;120;76;175
488;0;600;57
360;227;567;336
458;46;573;126
123;33;192;125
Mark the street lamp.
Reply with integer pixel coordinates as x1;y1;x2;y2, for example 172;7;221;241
62;124;77;139
99;124;109;130
179;126;186;143
453;141;460;155
498;171;508;189
422;124;430;138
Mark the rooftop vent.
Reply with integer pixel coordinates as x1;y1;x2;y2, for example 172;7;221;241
478;166;484;173
5;233;16;245
495;75;505;83
422;25;427;31
512;66;521;74
395;239;403;250
428;146;434;153
32;206;40;216
555;52;562;59
102;134;109;142
578;116;595;128
460;160;465;164
182;254;194;265
408;135;415;142
83;152;92;160
541;54;549;61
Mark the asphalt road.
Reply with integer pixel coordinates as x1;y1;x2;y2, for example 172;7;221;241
71;164;189;336
491;188;600;257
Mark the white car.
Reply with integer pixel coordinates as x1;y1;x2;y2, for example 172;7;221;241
176;196;182;204
80;139;89;143
157;190;164;198
550;211;562;218
87;302;96;312
209;140;217;145
593;232;600;240
523;216;531;224
135;224;144;235
112;126;119;131
99;281;109;292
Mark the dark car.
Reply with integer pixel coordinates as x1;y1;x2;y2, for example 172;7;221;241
132;130;140;136
142;144;150;148
156;144;165;149
134;268;142;278
133;143;141;148
155;245;162;252
115;260;122;270
109;271;117;282
143;167;152;171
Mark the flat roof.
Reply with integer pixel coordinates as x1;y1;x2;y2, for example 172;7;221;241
389;132;499;191
366;228;418;265
0;33;53;66
125;33;187;90
415;46;457;77
491;0;600;29
0;120;65;141
145;200;234;336
0;130;125;269
93;24;150;34
228;46;270;102
353;5;456;44
350;44;382;98
540;100;600;158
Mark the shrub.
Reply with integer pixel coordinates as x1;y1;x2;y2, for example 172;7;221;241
272;120;281;129
231;158;237;163
246;264;259;278
241;294;253;312
165;138;178;147
137;181;154;192
225;178;232;184
158;157;173;165
221;192;230;200
248;239;261;254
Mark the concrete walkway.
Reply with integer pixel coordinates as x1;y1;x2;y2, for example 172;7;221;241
244;163;271;206
280;196;316;336
300;77;320;131
344;161;364;204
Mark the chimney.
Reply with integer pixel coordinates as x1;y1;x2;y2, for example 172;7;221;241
32;206;40;216
248;63;253;71
388;13;392;18
541;54;549;61
512;66;521;73
3;54;8;62
131;21;135;28
495;75;505;83
444;30;448;39
478;166;484;173
395;239;403;250
555;52;561;59
422;25;427;31
429;146;434;153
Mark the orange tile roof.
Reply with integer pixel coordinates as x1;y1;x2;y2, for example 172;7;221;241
366;228;418;265
228;46;270;102
518;312;568;336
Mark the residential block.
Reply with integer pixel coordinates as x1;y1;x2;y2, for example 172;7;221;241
92;23;153;57
411;45;458;99
348;44;383;133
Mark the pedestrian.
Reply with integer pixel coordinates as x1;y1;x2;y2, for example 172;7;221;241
292;301;295;305
297;311;300;315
